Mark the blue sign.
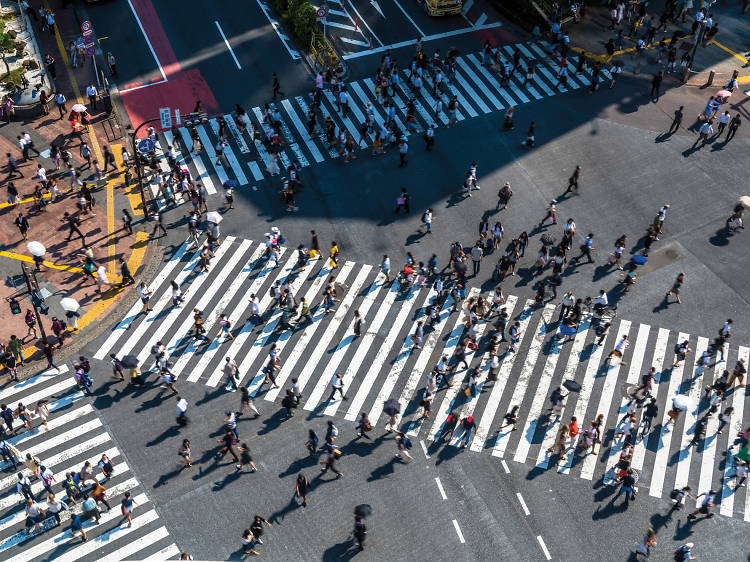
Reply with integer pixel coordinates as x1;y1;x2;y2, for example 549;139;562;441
137;138;155;154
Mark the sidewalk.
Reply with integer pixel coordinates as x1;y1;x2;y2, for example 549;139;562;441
0;1;154;371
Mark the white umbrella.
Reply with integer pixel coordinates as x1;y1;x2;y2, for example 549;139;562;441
27;241;46;257
672;394;691;411
739;195;750;210
71;103;87;113
59;297;80;312
206;211;223;224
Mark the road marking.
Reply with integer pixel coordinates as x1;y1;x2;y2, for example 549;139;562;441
97;527;171;562
476;13;487;25
516;492;530;516
177;126;218;193
342;23;503;59
721;345;749;517
326;20;357;31
345;0;384;46
672;335;702;490
456;58;503;110
696;344;726;506
224;113;250;154
281;99;325;163
420;439;430;459
209;118;249;183
341;37;370;47
248;161;263;180
127;0;167;81
435;477;447;500
195;124;231;186
392;0;425;36
501;460;510;474
452;519;465;543
711;40;749;64
145;544;181;560
537;536;552;560
215;20;242;69
255;0;301;60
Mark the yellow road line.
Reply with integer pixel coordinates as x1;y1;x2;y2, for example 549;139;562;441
0;188;77;209
74;231;149;331
572;34;694;63
112;143;144;215
44;0;116;278
0;249;85;274
711;40;749;65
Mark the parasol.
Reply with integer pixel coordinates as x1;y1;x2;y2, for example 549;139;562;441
121;355;139;369
716;89;732;98
630;254;647;266
559;322;577;336
540;234;555;246
59;297;80;312
206;211;223;224
563;379;581;392
354;504;373;517
383;399;401;416
223;179;238;189
672;394;691;411
738;196;750;210
71;103;87;113
27;241;46;257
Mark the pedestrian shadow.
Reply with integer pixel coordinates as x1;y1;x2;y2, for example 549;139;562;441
445;190;468;209
267;497;301;525
652;294;672;313
708;226;733;247
709;139;729;152
340;433;387;458
673;517;696;542
434;441;465;466
153;464;187;489
524;465;547;482
592;496;628;520
367;456;402;481
404;231;428;247
257;409;288;436
321;538;360;561
278;454;319;479
654;131;676;143
591;263;613;282
195;386;227;407
146;424;181;447
211;470;242;492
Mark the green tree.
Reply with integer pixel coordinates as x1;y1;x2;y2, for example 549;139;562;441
0;30;14;77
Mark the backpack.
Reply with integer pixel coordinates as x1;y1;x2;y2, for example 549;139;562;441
674;547;688;561
403;436;413;449
669;488;680;500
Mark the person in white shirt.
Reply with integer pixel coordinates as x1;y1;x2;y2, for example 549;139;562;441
694;120;714;148
607;335;630;365
592;289;608;311
85;83;98;111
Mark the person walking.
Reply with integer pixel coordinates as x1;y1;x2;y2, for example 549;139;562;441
320;446;343;477
272;72;283;100
295;473;309;507
216;428;239;463
650;70;663;102
565;165;582;194
572;233;595;263
607;335;630;365
236;443;258;473
179;439;193;468
666;273;684;304
687;490;716;520
120;491;138;527
329;373;346;400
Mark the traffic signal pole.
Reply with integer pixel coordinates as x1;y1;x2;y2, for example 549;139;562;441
21;264;48;343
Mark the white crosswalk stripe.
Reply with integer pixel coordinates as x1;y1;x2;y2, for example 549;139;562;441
96;237;750;519
0;369;177;560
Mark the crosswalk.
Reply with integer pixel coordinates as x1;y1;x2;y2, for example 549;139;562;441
147;40;609;197
0;368;179;560
94;237;750;519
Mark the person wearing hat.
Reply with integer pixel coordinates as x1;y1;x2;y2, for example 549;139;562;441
461;415;477;447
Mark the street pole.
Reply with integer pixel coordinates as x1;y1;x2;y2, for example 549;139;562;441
22;264;48;343
130;117;162;221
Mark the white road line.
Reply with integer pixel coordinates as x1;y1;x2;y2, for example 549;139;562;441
4;398;90;449
557;326;608;475
395;74;433;129
476;13;487;25
325;21;357;31
632;328;670;472
281;99;325;163
445;73;479;118
345;282;422;422
224;113;250;154
696;343;727;507
451;66;492;113
349;82;386;129
465;53;519;107
537;535;552;560
452;519;465;544
97;526;171;562
248;161;264;181
456;57;504;110
126;0;166;81
513;322;563;464
579;320;631;480
501;460;510;474
176;243;264;380
671;334;701;491
340;37;369;47
535;62;567;93
391;0;425;36
251;106;292;171
134;238;237;366
94;242;191;359
177;127;218;193
209;119;249;184
295;95;339;159
720;345;749;517
114;248;202;360
160;132;189;202
649;332;692;498
603;323;651;483
303;277;384;412
0;378;76;420
493;304;556;458
0;365;68;402
158;239;250;367
254;0;301;60
321;91;360;141
199;249;290;387
145;544;181;560
516;492;530;516
264;262;355;402
470;300;535;453
215;21;241;69
241;258;318;394
435;477;448;500
420;439;430;459
195;124;231;186
267;103;313;168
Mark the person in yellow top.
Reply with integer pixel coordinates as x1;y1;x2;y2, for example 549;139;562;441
329;241;339;268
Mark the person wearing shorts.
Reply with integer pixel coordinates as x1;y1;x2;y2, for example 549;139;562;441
70;513;87;541
120;491;137;527
138;282;152;313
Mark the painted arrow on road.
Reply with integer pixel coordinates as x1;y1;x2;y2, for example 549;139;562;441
371;0;384;17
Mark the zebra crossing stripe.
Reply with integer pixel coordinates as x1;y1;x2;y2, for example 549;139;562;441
465;53;520;108
205;251;297;388
161;132;192;200
321;91;361;141
394;73;434;130
195;124;231;185
209;119;249;183
720;345;749;517
250;106;294;170
265;262;354;402
580;320;631;480
632;328;670;472
134;238;237;366
651;333;696;498
303;276;384;412
0;378;76;419
94;242;191;360
280;99;325;163
470;300;535;453
155;239;250;367
177;127;218;193
97;526;171;562
344;281;422;422
366;284;441;431
280;264;368;404
0;364;69;402
696;344;727;506
295;96;340;159
248;161;264;181
4;399;91;450
242;257;320;395
224;113;250;154
456;57;504;111
672;334;702;491
177;243;266;380
513;318;564;464
145;544;182;560
603;323;651;483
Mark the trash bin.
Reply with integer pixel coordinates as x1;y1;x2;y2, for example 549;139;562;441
102;94;112;114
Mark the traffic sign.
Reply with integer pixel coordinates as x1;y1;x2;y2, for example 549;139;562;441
159;107;172;130
84;34;94;45
86;46;96;57
316;6;327;17
137;138;156;154
81;20;91;32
